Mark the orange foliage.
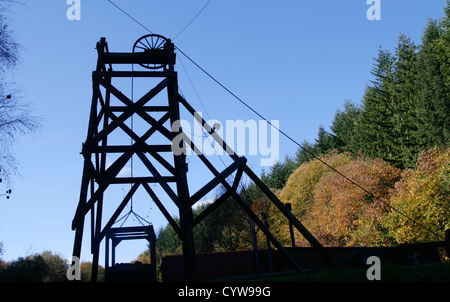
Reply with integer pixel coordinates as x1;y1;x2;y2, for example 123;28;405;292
382;148;450;244
258;148;448;248
278;152;401;247
309;156;400;246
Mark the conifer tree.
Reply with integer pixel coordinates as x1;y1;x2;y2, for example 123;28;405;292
433;2;450;147
314;125;335;155
391;34;418;168
330;100;361;154
295;140;316;166
415;19;449;152
357;47;398;165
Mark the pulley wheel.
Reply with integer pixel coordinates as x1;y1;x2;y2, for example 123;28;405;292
132;34;168;69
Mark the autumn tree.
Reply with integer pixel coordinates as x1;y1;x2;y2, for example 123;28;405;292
277;152;354;245
311;156;400;246
134;250;151;264
277;152;402;247
79;261;105;282
382;148;450;244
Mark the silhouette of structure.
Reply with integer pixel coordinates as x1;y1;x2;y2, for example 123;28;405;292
105;225;156;282
71;35;339;282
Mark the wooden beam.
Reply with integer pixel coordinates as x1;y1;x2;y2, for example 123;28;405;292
189;157;246;206
193;188;234;227
102;51;171;65
110;176;176;184
178;93;239;161
76;151;133;220
142;183;182;236
94;71;172;78
109;106;170;112
86;145;172;153
136;152;183;211
96;183;140;246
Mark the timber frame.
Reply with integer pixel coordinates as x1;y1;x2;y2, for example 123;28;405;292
71;36;340;282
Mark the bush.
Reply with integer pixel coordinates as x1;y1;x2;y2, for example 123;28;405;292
382;148;450;243
0;251;69;282
278;152;402;247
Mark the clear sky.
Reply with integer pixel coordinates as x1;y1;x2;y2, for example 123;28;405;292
0;0;447;265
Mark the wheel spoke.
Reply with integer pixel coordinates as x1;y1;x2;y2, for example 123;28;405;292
133;34;168;69
155;38;165;49
138;40;149;50
134;45;146;51
144;37;153;49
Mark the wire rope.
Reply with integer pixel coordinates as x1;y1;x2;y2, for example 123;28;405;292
173;0;213;40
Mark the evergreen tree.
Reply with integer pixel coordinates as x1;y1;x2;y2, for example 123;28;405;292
295;140;316;166
433;2;450;147
357;47;398;165
293;127;336;170
330;100;361;154
435;1;450;86
357;34;421;169
261;155;296;189
415;19;449;152
156;220;182;256
314;125;335;155
391;34;418;168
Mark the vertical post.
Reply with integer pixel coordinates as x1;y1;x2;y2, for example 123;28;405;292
72;223;84;263
105;233;109;269
285;203;296;247
261;212;273;274
111;236;117;267
166;47;197;281
249;218;260;276
91;245;99;282
149;229;157;281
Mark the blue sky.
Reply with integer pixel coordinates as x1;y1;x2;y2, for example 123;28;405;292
0;1;447;265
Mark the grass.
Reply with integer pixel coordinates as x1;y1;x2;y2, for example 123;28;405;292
248;262;450;282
